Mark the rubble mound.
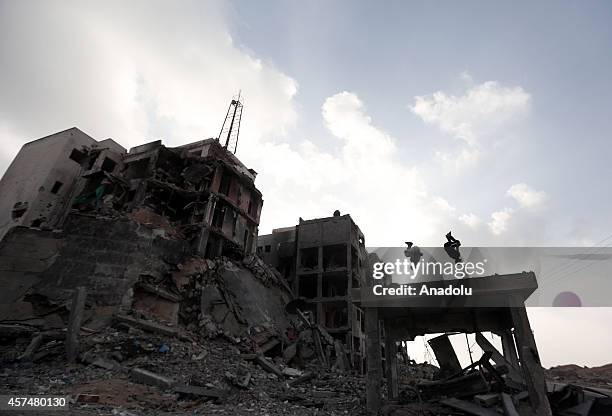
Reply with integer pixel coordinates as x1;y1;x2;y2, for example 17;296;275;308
546;363;612;388
1;249;365;415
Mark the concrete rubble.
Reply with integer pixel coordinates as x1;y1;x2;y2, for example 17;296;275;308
0;251;368;415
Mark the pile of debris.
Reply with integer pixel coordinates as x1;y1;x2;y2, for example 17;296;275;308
0;253;364;415
381;333;612;416
546;364;612;390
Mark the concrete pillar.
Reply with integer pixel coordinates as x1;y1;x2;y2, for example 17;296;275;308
510;305;552;416
317;245;323;325
365;307;382;415
499;329;520;370
66;287;87;363
384;321;399;400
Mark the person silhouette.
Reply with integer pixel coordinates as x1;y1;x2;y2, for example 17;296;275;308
404;241;423;265
443;231;462;263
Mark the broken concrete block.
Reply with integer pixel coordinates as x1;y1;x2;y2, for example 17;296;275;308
288;372;315;387
130;368;174;389
475;393;501;407
255;354;283;377
191;350;208;361
258;338;280;355
201;286;224;312
281;367;303;377
283;342;297;362
225;370;251;389
211;303;230;323
132;284;179;325
19;334;44;361
501;393;520;416
428;334;462;378
91;357;116;370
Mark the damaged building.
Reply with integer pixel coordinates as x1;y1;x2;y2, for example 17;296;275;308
0;128;125;241
257;213;369;372
0;124;367;415
0;126;262;258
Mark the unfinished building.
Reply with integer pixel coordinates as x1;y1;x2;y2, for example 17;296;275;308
258;213;368;371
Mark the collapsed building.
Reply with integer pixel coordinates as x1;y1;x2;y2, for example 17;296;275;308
257;213;368;372
0;125;366;414
0;126;262;258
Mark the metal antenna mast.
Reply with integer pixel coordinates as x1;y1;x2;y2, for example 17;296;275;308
217;92;243;154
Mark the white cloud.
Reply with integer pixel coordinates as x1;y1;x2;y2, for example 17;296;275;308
411;79;530;168
0;0;297;169
248;91;458;246
507;183;548;208
0;3;551;249
459;213;482;228
488;208;514;235
0;1;460;246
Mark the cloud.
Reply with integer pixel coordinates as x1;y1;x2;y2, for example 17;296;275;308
0;3;551;248
245;91;460;246
459;213;482;228
411;79;531;168
0;0;298;177
507;183;548;208
0;1;460;246
488;208;514;235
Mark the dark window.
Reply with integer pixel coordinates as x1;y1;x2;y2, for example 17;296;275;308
11;202;27;219
300;247;319;270
264;245;271;253
125;158;150;180
219;169;231;196
248;193;260;217
50;181;63;194
69;148;86;164
101;157;117;172
298;275;317;299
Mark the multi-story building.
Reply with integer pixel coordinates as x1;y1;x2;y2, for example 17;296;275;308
0;127;125;241
0;128;263;258
258;212;368;371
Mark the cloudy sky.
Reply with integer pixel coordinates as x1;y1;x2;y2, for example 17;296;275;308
1;0;611;366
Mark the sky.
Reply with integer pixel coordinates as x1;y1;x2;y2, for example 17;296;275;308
1;0;611;367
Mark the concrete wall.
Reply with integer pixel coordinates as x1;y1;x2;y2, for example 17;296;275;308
298;216;351;248
0;213;191;307
0;227;62;304
0;128;97;240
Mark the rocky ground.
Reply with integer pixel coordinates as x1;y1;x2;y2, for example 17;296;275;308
545;363;612;390
1;323;366;415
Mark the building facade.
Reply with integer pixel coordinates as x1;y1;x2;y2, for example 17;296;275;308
0;128;263;258
258;213;368;371
0;128;125;241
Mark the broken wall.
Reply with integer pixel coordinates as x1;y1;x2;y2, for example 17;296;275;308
0;213;191;307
